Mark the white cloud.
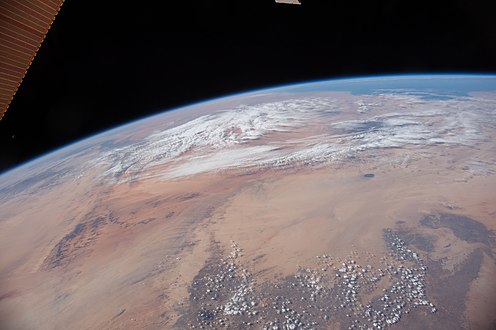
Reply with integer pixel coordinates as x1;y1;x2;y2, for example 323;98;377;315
92;94;495;181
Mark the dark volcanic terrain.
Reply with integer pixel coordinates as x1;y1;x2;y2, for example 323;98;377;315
177;212;495;330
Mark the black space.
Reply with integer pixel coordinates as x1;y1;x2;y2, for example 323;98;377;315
0;0;495;173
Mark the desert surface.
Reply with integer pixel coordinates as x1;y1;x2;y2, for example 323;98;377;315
0;76;495;329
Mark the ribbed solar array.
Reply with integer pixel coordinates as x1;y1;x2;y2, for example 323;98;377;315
0;0;64;120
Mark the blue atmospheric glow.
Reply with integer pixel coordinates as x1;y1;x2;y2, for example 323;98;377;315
111;73;496;129
2;74;496;177
279;73;496;98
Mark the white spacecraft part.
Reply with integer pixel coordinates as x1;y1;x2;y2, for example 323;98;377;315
275;0;301;4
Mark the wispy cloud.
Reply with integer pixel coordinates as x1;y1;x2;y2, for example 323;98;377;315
93;93;495;181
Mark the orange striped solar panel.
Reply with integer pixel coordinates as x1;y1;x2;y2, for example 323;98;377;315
0;0;64;120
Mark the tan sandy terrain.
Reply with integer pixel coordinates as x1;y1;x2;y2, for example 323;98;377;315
1;149;495;329
0;77;495;329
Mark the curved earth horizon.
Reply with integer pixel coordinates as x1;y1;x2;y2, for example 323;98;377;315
1;75;495;329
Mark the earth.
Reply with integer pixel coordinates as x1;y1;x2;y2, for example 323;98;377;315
1;75;496;330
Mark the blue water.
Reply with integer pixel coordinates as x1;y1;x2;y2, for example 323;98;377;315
282;74;496;100
2;74;495;177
